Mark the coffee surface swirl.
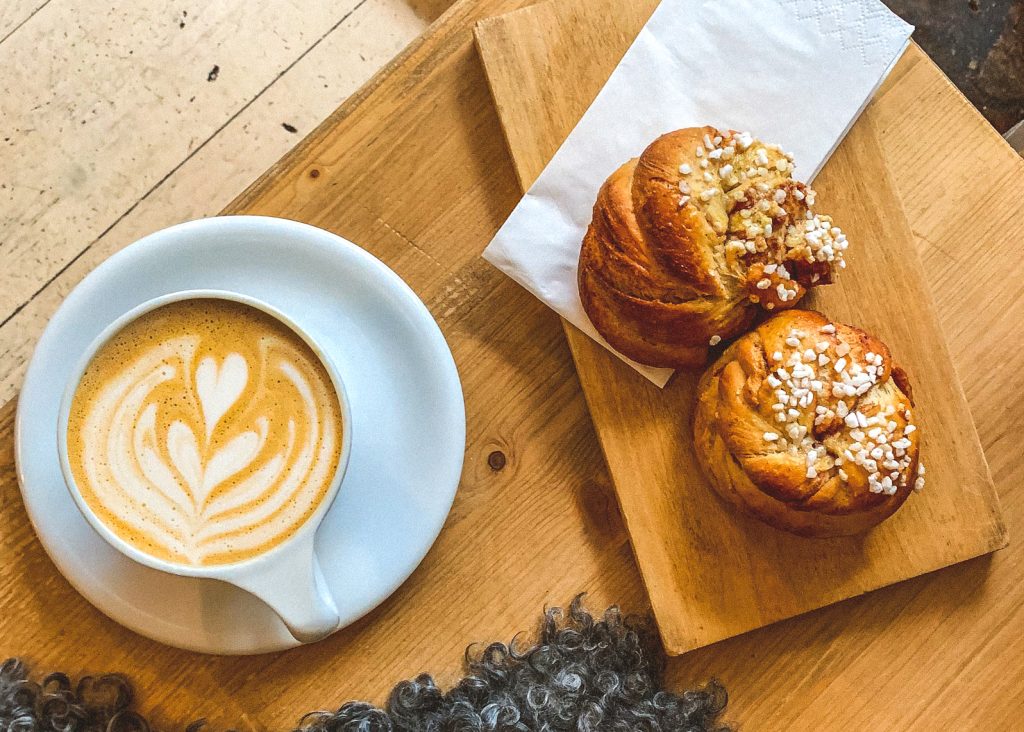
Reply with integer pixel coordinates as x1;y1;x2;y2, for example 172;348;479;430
66;298;343;567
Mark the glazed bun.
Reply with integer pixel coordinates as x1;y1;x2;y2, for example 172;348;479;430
579;126;848;368
693;309;924;537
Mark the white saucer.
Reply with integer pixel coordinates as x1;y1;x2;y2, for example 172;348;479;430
15;216;465;654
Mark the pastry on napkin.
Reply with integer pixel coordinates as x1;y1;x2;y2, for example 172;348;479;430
579;126;848;369
482;0;912;386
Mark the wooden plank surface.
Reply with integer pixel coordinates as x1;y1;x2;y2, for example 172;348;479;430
474;0;1005;655
0;0;1021;730
0;0;439;403
0;0;45;41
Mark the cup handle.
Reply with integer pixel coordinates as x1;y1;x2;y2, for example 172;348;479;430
227;535;339;643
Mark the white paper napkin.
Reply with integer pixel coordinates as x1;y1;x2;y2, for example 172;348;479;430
483;0;913;386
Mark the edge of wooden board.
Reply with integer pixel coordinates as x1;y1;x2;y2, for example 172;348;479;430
474;2;1007;655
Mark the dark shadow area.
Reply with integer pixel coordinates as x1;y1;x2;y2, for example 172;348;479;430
885;0;1024;131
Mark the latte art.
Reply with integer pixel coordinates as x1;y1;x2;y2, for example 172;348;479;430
66;299;344;567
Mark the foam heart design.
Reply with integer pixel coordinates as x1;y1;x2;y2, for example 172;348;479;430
167;420;203;495
197;419;267;506
165;417;269;508
195;353;248;439
70;327;341;566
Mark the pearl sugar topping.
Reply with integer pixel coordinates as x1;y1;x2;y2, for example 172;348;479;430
678;130;850;295
761;321;922;495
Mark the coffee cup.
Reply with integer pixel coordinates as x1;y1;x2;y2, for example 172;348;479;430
56;289;352;643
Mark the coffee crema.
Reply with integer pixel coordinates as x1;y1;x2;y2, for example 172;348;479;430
66;298;343;567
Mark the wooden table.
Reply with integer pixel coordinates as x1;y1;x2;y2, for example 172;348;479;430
0;0;1021;729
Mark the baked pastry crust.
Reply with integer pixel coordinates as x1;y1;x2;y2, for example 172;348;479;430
693;309;924;537
579;126;847;368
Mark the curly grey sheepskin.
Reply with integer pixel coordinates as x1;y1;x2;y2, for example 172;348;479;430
0;597;728;732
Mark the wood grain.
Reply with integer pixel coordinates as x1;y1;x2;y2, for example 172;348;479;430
0;0;434;404
0;1;377;318
475;0;1005;654
0;0;1021;729
0;1;644;730
0;0;46;40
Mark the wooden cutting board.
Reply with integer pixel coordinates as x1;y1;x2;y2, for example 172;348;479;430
0;0;1021;726
475;0;1007;655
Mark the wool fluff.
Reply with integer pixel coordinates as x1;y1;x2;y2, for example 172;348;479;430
0;597;728;731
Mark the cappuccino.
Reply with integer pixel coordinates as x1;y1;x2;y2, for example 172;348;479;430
66;298;343;567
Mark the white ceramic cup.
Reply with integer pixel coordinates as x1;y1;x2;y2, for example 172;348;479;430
56;289;353;644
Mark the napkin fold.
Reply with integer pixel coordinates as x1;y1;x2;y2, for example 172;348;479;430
483;0;913;386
